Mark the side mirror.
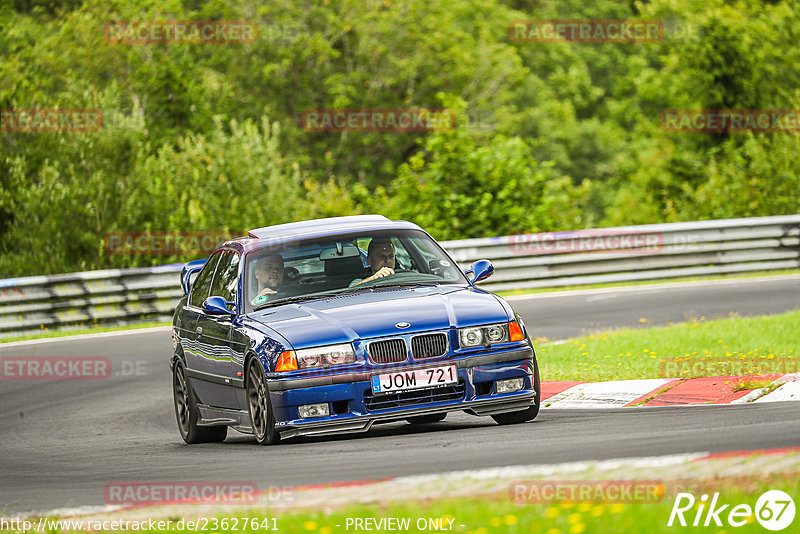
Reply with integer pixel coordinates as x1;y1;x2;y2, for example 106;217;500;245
181;259;207;295
202;296;235;316
464;259;494;284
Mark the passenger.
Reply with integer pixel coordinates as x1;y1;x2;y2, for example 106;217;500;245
351;238;396;286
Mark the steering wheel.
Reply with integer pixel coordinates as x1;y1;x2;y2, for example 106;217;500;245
284;266;301;281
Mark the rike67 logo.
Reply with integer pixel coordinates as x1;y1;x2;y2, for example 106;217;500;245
668;491;795;531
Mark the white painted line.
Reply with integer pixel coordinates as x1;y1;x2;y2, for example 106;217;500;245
754;382;800;403
396;452;709;483
730;389;767;404
0;326;172;348
585;293;622;302
539;338;569;346
19;505;123;520
543;378;674;408
504;273;800;301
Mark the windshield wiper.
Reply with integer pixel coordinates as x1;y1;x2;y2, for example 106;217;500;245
253;293;338;311
334;286;375;295
370;281;439;290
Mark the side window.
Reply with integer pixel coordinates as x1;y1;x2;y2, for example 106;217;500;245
189;253;222;308
209;251;240;306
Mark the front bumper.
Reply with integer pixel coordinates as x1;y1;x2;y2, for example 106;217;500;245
267;346;536;439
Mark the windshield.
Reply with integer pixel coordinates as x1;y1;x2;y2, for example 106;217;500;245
243;229;466;312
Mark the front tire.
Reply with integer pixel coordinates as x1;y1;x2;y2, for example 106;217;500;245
246;358;280;445
491;356;541;425
173;360;227;444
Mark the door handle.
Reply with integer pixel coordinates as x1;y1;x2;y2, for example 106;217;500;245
196;326;203;334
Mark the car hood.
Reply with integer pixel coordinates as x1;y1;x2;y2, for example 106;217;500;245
246;285;510;349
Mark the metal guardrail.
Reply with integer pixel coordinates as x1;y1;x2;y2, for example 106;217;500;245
441;214;800;292
0;265;184;339
1;215;798;339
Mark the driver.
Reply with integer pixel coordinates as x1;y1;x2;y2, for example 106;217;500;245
351;238;395;287
252;254;285;305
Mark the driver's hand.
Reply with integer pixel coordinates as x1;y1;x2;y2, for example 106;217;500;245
370;267;395;280
257;287;277;296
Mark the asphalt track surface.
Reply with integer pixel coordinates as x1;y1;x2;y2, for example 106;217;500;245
1;275;799;516
507;274;800;340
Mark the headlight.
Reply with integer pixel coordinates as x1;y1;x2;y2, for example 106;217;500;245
295;343;356;369
459;327;485;347
486;324;507;343
459;322;524;348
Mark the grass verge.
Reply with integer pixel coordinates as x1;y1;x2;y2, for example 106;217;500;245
274;475;797;534
19;473;799;534
536;310;800;381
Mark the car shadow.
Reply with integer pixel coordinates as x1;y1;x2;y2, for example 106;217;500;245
222;417;501;446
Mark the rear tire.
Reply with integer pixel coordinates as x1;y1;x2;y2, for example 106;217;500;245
173;360;228;444
406;413;447;425
491;355;541;425
246;358;280;445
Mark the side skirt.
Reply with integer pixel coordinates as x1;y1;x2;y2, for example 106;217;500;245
196;404;250;427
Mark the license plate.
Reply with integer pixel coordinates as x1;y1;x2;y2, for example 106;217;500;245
371;365;457;395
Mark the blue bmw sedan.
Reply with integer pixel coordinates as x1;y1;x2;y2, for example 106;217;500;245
171;215;540;445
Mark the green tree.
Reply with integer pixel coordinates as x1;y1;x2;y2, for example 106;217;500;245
384;96;587;240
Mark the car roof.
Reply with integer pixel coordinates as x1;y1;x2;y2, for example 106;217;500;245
219;215;425;254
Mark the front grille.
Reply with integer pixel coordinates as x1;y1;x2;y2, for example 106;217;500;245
367;338;408;364
411;333;448;359
364;381;466;411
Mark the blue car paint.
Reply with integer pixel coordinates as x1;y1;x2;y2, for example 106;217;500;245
247;285;511;349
